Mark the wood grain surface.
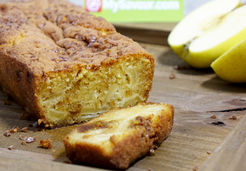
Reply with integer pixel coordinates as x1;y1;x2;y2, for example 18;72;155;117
114;23;176;45
200;110;246;171
0;43;246;171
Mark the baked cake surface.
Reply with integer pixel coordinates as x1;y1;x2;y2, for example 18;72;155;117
64;103;174;169
0;0;154;127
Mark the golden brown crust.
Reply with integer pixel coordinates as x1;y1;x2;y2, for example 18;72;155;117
0;0;150;74
0;49;40;116
64;103;174;169
0;0;154;125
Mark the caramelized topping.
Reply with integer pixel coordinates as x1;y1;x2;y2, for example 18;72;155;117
0;0;149;74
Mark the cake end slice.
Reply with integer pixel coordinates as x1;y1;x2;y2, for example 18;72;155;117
64;103;174;169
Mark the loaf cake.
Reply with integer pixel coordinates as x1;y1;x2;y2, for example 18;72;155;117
64;103;174;169
0;0;154;127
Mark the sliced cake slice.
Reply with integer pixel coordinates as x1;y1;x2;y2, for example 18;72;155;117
64;103;174;169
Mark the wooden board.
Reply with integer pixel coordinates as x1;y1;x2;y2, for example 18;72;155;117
200;114;246;171
114;23;176;45
1;29;246;171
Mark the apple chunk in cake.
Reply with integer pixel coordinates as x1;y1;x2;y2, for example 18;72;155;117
38;56;154;126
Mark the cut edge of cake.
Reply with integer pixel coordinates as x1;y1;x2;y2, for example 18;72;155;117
0;0;155;127
64;102;174;169
36;54;154;127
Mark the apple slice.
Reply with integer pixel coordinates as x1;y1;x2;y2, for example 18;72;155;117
168;0;245;68
211;38;246;82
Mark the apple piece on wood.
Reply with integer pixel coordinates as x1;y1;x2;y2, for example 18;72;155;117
211;38;246;83
168;0;246;68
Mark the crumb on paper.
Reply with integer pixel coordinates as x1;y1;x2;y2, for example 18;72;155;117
169;73;176;80
4;126;29;137
229;115;237;120
149;149;155;156
19;135;26;141
193;166;198;171
3;130;11;137
207;151;211;155
21;141;27;145
8;145;14;150
39;139;52;149
26;137;35;143
19;135;36;143
9;126;20;133
210;114;217;119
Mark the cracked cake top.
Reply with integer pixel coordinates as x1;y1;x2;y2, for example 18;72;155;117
0;0;150;75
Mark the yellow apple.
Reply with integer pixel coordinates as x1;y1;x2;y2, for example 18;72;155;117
211;38;246;83
168;0;246;68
